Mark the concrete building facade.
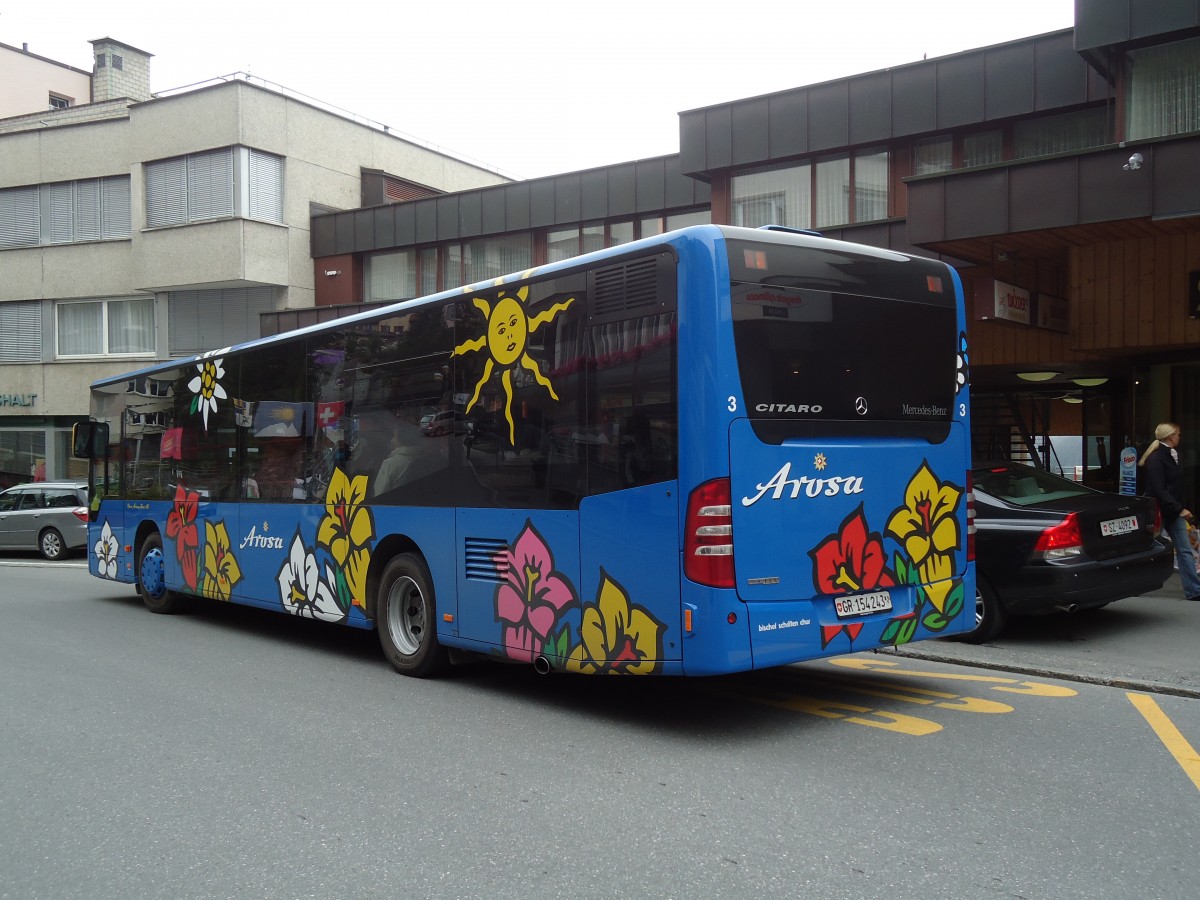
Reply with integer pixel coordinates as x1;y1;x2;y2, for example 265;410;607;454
0;41;509;486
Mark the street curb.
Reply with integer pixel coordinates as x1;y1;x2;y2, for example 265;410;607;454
886;645;1200;700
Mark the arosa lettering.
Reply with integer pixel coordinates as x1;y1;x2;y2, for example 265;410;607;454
239;525;285;550
0;394;37;407
742;462;864;507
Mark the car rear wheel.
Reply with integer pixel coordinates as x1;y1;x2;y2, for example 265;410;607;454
39;527;66;560
137;532;185;614
959;578;1007;643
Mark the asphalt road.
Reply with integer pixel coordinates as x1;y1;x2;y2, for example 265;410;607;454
1;559;1197;899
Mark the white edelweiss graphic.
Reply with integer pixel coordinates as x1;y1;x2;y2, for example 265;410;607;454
276;532;344;623
94;520;118;579
187;357;227;430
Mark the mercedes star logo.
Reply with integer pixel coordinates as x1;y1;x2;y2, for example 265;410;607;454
855;396;868;416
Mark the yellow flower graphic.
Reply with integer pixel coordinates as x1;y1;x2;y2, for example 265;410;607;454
317;467;374;609
202;520;243;601
452;285;574;445
885;462;963;613
567;571;665;675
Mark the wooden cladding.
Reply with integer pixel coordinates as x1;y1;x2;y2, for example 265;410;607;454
1071;231;1200;352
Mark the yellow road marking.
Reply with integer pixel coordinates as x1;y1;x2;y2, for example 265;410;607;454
746;692;943;735
828;657;1078;697
1127;693;1200;793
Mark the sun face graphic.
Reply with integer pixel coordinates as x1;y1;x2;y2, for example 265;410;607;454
453;286;574;444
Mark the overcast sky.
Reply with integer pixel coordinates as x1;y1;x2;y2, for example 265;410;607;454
3;0;1076;179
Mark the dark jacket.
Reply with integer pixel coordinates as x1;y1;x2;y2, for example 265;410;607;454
1142;444;1186;522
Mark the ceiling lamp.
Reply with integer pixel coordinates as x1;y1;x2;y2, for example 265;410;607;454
1073;377;1108;387
1062;395;1084;404
1016;371;1061;382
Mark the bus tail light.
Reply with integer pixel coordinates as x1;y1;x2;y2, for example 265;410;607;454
965;471;975;562
685;478;735;588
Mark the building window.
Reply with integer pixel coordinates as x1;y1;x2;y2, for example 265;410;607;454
95;54;106;68
732;167;811;230
0;176;132;249
48;94;71;110
1014;108;1109;159
914;137;953;175
56;297;155;358
0;301;43;362
815;155;851;227
145;147;284;228
366;249;417;302
168;287;275;356
1128;36;1200;140
442;234;532;289
963;130;1003;167
111;55;124;71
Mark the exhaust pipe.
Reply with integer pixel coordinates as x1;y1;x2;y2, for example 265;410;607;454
1055;603;1079;614
533;655;552;675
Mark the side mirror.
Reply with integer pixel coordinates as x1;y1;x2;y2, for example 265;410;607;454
72;421;110;459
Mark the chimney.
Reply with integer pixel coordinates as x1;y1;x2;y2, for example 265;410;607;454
89;37;154;103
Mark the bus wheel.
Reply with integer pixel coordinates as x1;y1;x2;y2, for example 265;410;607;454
137;533;184;615
958;578;1006;644
377;553;449;677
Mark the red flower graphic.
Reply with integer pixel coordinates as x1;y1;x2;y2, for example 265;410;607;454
809;504;895;595
166;483;200;589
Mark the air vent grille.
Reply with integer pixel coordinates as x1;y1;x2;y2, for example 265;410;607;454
592;256;664;321
464;537;510;583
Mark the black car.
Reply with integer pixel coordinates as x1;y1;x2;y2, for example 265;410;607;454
967;462;1174;642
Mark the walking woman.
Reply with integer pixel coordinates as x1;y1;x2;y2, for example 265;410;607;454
1140;422;1200;601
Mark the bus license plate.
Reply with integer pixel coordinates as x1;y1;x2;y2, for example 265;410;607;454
834;590;893;619
1100;515;1138;536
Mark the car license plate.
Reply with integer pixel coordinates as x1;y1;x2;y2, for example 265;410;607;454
1100;515;1138;536
834;590;893;619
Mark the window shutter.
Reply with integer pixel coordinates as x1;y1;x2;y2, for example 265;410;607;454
0;186;40;248
248;150;284;222
0;301;43;362
101;176;132;238
42;183;75;244
75;179;102;242
168;286;275;356
187;148;234;221
146;158;187;227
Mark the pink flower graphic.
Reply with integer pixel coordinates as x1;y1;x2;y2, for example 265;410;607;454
494;522;578;662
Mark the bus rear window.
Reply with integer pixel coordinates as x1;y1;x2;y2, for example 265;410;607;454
731;281;957;443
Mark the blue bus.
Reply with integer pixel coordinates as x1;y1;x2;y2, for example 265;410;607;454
75;225;975;676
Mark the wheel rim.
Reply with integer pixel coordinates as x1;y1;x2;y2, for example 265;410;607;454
386;575;426;656
974;587;986;630
141;547;167;599
42;531;62;558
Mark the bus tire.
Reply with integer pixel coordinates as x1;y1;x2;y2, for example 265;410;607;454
959;578;1006;644
137;532;184;615
377;553;449;677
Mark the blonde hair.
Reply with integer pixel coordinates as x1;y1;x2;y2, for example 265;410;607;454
1139;421;1181;466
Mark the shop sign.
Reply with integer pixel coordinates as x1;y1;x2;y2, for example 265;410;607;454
1037;294;1069;333
0;394;38;408
993;281;1031;325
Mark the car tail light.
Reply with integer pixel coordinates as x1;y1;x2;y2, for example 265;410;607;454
72;507;89;524
685;478;735;588
1032;512;1083;560
966;470;975;562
